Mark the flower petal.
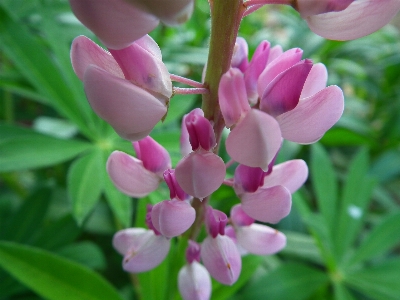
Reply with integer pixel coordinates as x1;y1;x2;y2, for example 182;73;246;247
175;151;226;199
70;35;123;81
112;227;147;255
295;0;353;18
201;235;242;285
69;0;159;50
84;65;167;141
226;109;282;171
119;229;170;273
236;224;286;255
107;151;161;197
300;63;328;99
241;185;291;223
178;262;211;300
151;200;195;238
306;0;400;40
260;59;313;117
263;159;309;193
276;85;344;144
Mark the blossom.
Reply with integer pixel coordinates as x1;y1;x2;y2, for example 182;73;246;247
71;35;171;141
107;136;171;197
303;0;400;41
69;0;159;50
113;227;170;273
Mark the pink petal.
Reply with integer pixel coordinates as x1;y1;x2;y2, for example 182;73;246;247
226;109;282;171
180;108;204;157
260;59;313;117
263;159;309;193
257;48;303;97
300;63;328;99
244;40;270;104
133;136;171;177
164;169;189;201
178;262;211;300
116;229;170;273
230;204;254;227
70;35;123;81
69;0;159;50
231;37;249;71
126;0;194;26
236;224;286;255
205;207;228;238
175;151;226;199
219;68;250;128
201;235;242;285
112;227;147;255
108;37;172;101
268;45;283;64
296;0;353;18
107;151;161;197
185;111;216;151
234;164;265;194
276;85;344;144
84;65;167;141
306;0;400;41
241;185;291;223
151;200;195;238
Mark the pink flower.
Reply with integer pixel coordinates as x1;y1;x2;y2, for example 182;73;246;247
106;136;171;197
126;0;194;26
294;0;354;18
71;35;171;141
234;160;308;223
178;262;211;300
304;0;400;41
69;0;159;50
113;228;170;273
175;109;226;199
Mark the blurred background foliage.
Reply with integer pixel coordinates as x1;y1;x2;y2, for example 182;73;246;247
0;0;399;299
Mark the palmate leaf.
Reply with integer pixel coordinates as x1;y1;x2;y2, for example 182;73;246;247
0;124;91;172
0;241;123;300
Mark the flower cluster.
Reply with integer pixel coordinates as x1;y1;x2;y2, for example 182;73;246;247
69;0;399;299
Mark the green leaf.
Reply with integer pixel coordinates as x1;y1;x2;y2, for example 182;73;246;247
345;258;400;300
281;231;323;264
56;242;106;270
348;210;400;265
310;143;338;232
370;150;400;183
0;124;91;172
68;150;104;225
333;283;357;300
335;149;375;261
1;187;51;243
0;241;123;300
235;262;329;300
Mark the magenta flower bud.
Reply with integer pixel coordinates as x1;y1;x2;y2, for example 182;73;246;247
108;35;172;101
231;37;249;72
201;235;242;285
306;0;400;40
133;136;171;177
178;261;211;300
185;110;216;151
126;0;194;26
230;204;254;227
186;240;201;264
294;0;354;18
219;68;251;128
257;48;303;97
151;199;195;238
205;207;228;238
175;151;226;199
163;169;188;200
225;109;282;171
241;185;291;224
107;151;162;198
69;0;159;50
244;40;270;104
236;224;286;255
260;59;313;117
234;164;266;194
180;108;204;157
113;228;170;273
